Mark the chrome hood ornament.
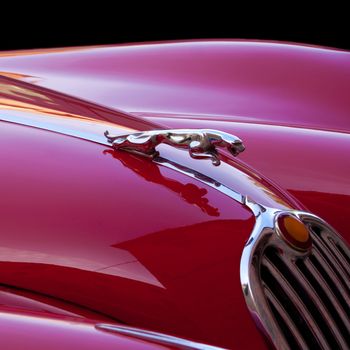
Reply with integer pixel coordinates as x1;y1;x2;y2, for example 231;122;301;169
104;129;245;166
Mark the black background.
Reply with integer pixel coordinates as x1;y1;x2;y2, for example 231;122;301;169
1;10;349;51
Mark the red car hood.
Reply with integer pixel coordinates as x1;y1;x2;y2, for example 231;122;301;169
0;40;349;132
0;40;350;237
1;40;348;235
0;41;349;349
1;74;289;349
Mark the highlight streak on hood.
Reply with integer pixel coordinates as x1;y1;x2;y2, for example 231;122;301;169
0;75;159;144
0;75;298;212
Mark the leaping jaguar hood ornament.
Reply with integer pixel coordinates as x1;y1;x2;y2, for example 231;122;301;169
104;129;245;166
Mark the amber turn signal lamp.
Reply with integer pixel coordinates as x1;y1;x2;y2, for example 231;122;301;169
277;214;312;251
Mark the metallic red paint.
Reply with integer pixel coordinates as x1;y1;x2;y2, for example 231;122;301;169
0;41;349;349
1;40;349;132
149;117;350;239
0;41;348;237
0;115;264;348
0;309;174;350
0;286;113;320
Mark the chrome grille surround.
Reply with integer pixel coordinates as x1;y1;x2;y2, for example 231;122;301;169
240;200;350;350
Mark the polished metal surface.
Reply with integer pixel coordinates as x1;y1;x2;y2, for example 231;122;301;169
240;202;350;349
154;156;244;204
0;113;247;205
95;324;227;350
0;109;128;147
105;129;245;166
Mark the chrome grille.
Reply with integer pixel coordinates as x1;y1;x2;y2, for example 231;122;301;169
240;208;350;350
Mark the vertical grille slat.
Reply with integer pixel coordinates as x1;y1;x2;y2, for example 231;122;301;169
334;241;350;268
313;234;350;295
264;288;308;350
261;257;330;349
311;220;350;269
282;258;349;349
302;259;350;348
311;249;350;316
324;236;350;278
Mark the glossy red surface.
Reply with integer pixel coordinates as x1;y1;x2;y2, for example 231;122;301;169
0;41;349;132
0;119;264;349
1;40;347;238
0;309;174;350
1;74;306;348
0;40;349;349
0;286;113;321
150;117;350;240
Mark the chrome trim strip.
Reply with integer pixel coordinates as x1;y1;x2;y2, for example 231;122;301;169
0;110;128;147
95;324;227;350
0;113;246;205
154;156;244;204
1;113;294;212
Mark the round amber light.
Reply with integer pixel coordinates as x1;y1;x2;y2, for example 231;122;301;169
278;214;311;251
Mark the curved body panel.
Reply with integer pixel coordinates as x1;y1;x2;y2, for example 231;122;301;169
1;40;349;349
0;309;174;350
1;40;349;132
152;117;350;238
1;41;349;237
0;78;286;347
0;121;256;349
